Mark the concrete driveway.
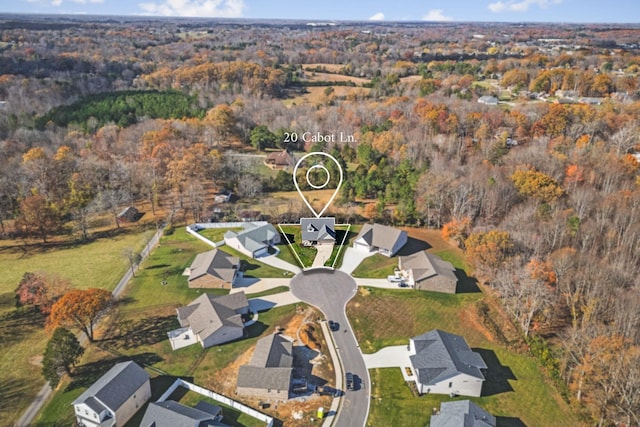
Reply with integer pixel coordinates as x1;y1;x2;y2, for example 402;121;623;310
355;279;409;289
259;254;302;274
313;244;334;267
248;291;300;312
338;247;374;274
230;278;290;294
363;345;412;369
290;269;369;427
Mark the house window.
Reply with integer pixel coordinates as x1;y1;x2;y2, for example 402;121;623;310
448;382;453;388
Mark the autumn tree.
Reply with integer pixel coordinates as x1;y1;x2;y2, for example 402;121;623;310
48;288;112;342
441;217;471;248
15;272;70;315
511;167;564;204
42;327;84;388
15;193;63;243
465;230;513;279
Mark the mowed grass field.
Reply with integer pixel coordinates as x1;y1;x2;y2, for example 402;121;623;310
348;287;583;427
0;228;154;426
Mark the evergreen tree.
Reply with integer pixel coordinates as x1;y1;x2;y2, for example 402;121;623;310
42;327;84;387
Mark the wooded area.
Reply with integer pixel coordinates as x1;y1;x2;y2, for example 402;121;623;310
0;16;639;425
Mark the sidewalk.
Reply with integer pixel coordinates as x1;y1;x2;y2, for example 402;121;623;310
248;291;300;312
259;254;302;274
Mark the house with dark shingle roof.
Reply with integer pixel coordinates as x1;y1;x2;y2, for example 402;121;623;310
72;361;151;427
176;292;249;348
431;400;496;427
187;249;240;289
224;223;280;258
264;149;296;170
236;333;294;400
353;223;407;257
300;217;336;246
140;400;229;427
398;251;458;293
409;330;487;397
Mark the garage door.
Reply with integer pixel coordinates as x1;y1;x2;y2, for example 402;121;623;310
253;247;269;258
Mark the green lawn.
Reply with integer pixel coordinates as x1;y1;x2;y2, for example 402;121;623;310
348;288;583;427
324;225;356;268
277;224;317;268
218;245;292;279
198;227;242;243
244;285;289;298
0;229;154;427
351;253;397;278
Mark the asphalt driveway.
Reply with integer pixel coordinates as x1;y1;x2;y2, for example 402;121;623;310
290;269;369;427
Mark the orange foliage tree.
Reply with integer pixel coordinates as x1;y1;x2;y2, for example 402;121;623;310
511;167;564;204
464;230;513;278
441;217;471;248
47;288;112;342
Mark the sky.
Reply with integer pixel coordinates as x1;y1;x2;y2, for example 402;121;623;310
2;0;640;24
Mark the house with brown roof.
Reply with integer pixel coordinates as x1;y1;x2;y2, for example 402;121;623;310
176;292;250;348
236;333;294;401
264;149;296;170
398;251;458;293
353;223;407;257
186;249;240;289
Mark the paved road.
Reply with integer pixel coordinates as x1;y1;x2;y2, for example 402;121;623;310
15;227;165;427
290;269;369;427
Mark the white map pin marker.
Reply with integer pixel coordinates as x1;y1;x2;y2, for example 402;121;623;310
293;151;343;218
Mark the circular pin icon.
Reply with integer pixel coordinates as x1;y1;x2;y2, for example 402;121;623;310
293;152;343;218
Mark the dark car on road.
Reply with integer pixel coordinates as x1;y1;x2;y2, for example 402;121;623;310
328;320;340;331
345;372;355;390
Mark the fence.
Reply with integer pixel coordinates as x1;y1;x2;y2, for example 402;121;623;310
157;378;274;426
185;221;269;248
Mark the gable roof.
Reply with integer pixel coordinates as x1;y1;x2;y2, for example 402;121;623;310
355;223;406;251
300;217;336;242
431;400;496;427
237;334;294;391
177;292;249;341
140;400;227;427
224;223;278;254
410;330;486;386
265;149;296;167
188;250;239;284
72;361;150;412
400;251;457;283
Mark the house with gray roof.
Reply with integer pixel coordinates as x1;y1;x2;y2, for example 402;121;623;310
409;330;487;397
187;249;240;289
140;400;229;427
300;217;336;246
236;333;294;400
176;292;249;348
431;400;496;427
399;251;458;293
353;223;407;257
72;361;151;427
477;95;498;105
224;223;280;258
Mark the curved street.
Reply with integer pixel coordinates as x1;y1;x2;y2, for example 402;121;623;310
290;268;369;427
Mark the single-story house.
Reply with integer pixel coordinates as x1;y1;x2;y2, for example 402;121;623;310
398;251;458;293
409;329;487;397
431;400;496;427
224;223;280;258
214;189;233;203
264;149;296;170
477;96;498;105
300;217;336;246
176;292;249;348
140;400;229;427
117;206;139;223
187;249;240;289
353;223;407;257
72;361;151;427
237;333;294;401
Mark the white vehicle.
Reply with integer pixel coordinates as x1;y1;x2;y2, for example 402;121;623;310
387;275;403;283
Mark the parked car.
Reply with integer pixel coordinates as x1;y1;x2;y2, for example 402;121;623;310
397;282;408;288
345;372;354;391
328;320;340;331
387;275;403;283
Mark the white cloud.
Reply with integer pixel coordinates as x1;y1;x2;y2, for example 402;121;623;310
422;9;452;21
488;0;562;13
369;12;385;21
51;0;62;5
139;0;244;17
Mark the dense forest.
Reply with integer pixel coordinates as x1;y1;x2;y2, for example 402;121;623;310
1;15;639;425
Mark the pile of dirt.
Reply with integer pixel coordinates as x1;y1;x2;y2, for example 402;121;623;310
300;324;322;352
